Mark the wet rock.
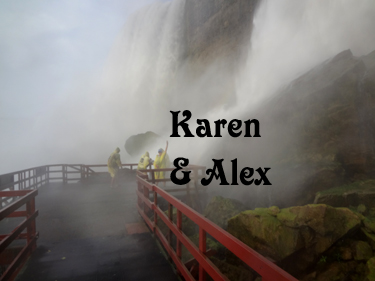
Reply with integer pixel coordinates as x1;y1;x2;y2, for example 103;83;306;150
267;206;280;216
203;196;247;230
358;204;367;214
314;180;375;209
352;241;373;261
362;228;375;250
124;131;161;157
227;204;361;276
338;246;353;261
364;217;375;233
224;48;375;208
366;257;375;281
185;0;259;65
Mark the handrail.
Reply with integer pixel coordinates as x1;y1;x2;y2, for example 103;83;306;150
136;170;298;281
0;164;138;194
0;189;39;281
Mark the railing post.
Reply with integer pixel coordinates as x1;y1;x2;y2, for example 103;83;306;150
176;209;182;260
26;197;37;251
143;185;149;215
137;182;142;208
63;165;67;185
151;171;155;185
168;203;173;248
46;166;49;185
20;172;23;190
186;182;191;206
153;190;158;230
199;227;207;281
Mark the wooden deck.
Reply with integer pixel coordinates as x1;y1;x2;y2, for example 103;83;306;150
11;170;179;281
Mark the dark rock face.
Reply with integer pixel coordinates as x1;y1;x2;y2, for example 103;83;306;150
271;49;375;204
203;196;247;230
124;131;161;157
173;0;259;114
224;49;375;208
184;0;259;65
270;49;374;175
227;204;362;277
314;180;375;209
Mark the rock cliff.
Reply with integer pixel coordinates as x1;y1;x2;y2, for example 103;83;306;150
184;0;259;66
218;49;375;208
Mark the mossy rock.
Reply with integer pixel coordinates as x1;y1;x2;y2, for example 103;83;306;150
362;228;375;250
228;204;361;273
364;217;375;233
366;257;375;281
203;196;247;230
352;241;373;261
314;180;375;209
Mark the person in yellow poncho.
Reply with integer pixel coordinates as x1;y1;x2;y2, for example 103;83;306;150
107;147;122;188
137;151;152;170
154;141;170;184
137;151;153;180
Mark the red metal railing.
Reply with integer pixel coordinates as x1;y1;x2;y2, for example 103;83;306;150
0;163;138;281
0;189;38;281
136;169;298;281
0;164;138;190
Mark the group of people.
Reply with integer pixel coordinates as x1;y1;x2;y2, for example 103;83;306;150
107;141;170;188
137;141;170;179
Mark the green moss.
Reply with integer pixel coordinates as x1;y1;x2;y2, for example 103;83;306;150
317;180;375;197
366;257;375;281
276;208;298;226
364;217;375;233
353;241;373;261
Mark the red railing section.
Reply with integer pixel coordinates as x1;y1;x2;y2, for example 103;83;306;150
0;164;138;192
136;168;298;281
0;163;137;281
0;189;38;281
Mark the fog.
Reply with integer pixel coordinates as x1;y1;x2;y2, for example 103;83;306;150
1;0;375;177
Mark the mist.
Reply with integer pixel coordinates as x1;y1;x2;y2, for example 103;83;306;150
2;0;375;179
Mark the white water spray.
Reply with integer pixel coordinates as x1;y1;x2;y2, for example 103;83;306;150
5;0;375;175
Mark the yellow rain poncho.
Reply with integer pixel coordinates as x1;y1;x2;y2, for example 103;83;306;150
137;151;151;170
107;147;122;178
154;150;170;179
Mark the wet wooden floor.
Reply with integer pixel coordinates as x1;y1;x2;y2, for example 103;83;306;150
12;170;179;281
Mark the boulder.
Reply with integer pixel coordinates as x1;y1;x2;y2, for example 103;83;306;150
362;228;375;250
314;180;375;209
203;196;247;230
366;257;375;281
227;204;362;276
221;48;375;208
352;241;373;261
124;131;161;157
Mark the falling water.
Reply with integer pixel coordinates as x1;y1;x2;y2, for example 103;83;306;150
98;0;186;138
97;0;375;165
8;0;375;183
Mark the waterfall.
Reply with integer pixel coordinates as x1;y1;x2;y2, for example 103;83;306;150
98;0;186;137
236;0;375;112
24;0;375;175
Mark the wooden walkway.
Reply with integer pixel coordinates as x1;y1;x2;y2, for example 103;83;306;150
12;170;179;281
